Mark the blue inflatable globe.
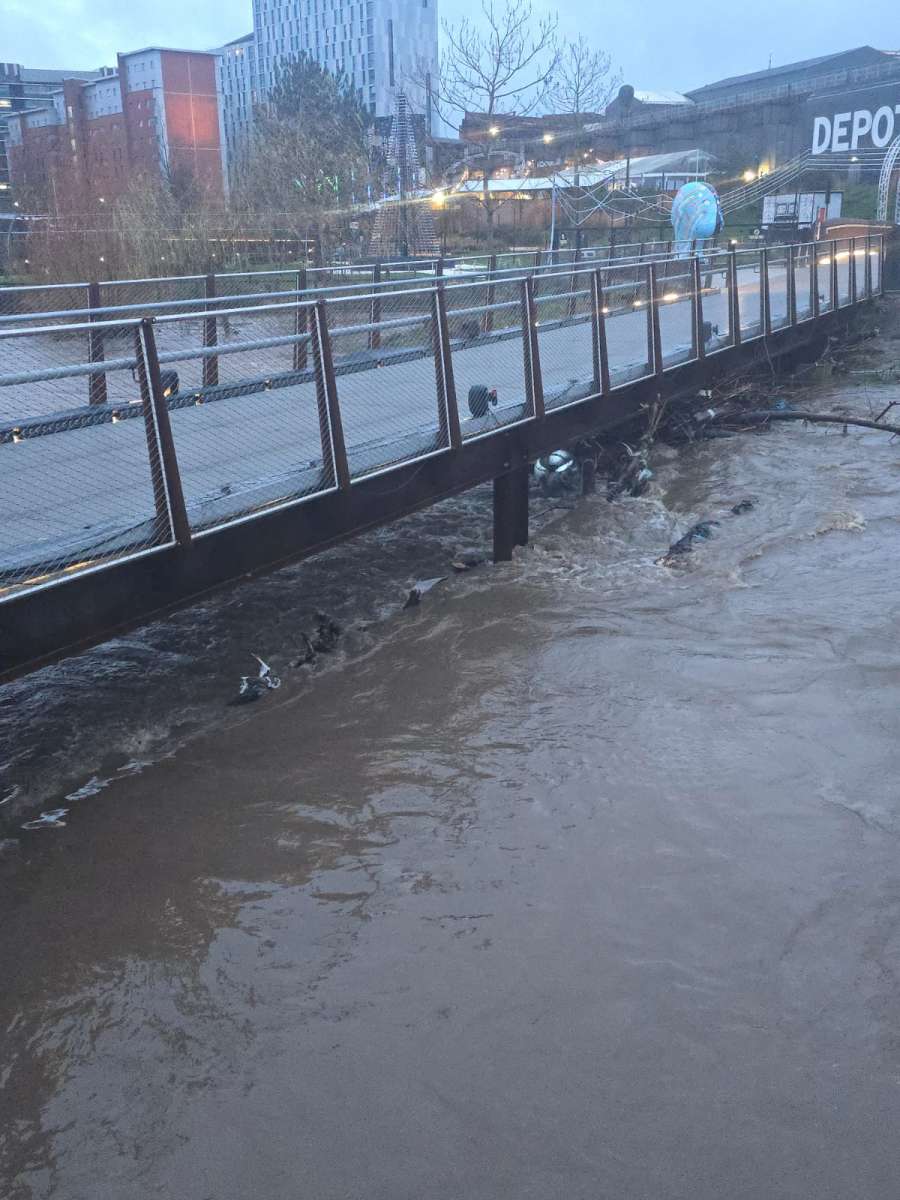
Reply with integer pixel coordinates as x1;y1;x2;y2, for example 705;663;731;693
671;181;723;255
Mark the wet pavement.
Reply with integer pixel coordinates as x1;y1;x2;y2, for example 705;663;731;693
3;309;900;1199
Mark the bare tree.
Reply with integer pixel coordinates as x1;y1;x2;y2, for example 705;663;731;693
422;0;559;245
550;35;620;205
548;36;619;127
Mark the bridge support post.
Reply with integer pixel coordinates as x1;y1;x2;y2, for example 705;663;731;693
493;464;529;562
137;318;191;548
728;250;741;347
430;286;461;450
521;277;545;419
692;256;705;360
649;262;663;378
590;269;610;394
293;267;308;370
483;253;497;334
763;246;772;336
203;273;218;388
581;457;596;495
369;263;382;351
88;281;107;406
787;245;797;326
312;299;351;491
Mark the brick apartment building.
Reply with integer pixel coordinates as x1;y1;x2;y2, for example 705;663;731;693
6;47;225;209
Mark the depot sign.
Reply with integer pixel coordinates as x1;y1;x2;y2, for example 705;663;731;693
808;84;900;154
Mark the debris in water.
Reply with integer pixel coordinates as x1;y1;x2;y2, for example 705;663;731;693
311;612;342;653
403;576;446;610
253;654;282;690
661;520;721;563
229;653;281;705
451;556;484;573
731;499;754;515
22;808;68;831
534;450;578;495
293;632;317;667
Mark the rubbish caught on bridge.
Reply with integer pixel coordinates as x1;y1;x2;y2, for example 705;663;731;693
533;450;578;495
229;654;282;705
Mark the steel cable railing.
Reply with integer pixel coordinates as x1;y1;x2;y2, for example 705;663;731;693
0;235;883;602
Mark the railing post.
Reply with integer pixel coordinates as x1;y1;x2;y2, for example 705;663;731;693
849;236;858;305
864;234;873;299
787;244;797;326
648;261;663;378
430;285;462;450
87;280;107;406
293;267;309;370
590;269;611;394
567;247;580;318
811;245;821;319
692;256;705;360
521;276;544;419
483;252;497;334
880;234;886;297
831;240;839;309
728;249;742;346
311;299;351;491
369;262;382;351
203;273;218;388
760;248;771;336
137;318;191;548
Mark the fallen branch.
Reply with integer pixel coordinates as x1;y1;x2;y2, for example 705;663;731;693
712;410;900;437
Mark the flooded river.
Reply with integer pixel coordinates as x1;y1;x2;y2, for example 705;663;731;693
3;326;900;1198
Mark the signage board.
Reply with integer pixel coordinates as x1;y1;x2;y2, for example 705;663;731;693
807;82;900;154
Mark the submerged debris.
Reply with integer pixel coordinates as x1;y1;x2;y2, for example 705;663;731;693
451;556;484;573
731;499;754;515
293;632;317;667
662;520;720;564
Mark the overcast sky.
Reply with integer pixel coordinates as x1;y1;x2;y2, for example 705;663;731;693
2;0;894;98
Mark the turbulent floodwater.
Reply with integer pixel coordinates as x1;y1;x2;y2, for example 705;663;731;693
3;323;900;1198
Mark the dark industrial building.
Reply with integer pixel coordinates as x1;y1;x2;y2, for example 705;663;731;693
600;46;900;173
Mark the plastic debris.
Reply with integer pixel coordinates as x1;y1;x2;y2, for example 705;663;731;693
534;449;578;495
22;808;68;831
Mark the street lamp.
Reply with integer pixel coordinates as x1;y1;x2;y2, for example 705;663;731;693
742;169;756;182
488;125;500;137
542;133;553;144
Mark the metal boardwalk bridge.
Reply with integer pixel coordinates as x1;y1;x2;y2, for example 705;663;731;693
0;236;884;680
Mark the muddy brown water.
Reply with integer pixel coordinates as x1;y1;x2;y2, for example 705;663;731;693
3;321;900;1198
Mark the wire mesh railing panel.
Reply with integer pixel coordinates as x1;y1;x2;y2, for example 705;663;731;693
602;266;652;384
534;269;596;410
443;278;530;438
154;300;306;398
767;250;790;329
657;273;696;368
326;289;445;477
0;317;145;420
0;281;90;319
851;242;867;300
101;275;206;310
794;248;813;319
0;321;175;599
698;253;730;350
816;245;834;312
214;270;299;299
735;251;763;339
870;242;882;294
835;240;852;305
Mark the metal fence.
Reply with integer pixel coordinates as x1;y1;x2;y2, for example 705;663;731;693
0;235;884;602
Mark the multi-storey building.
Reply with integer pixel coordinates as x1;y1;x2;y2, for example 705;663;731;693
0;62;109;209
250;0;438;130
6;47;225;209
215;33;258;178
